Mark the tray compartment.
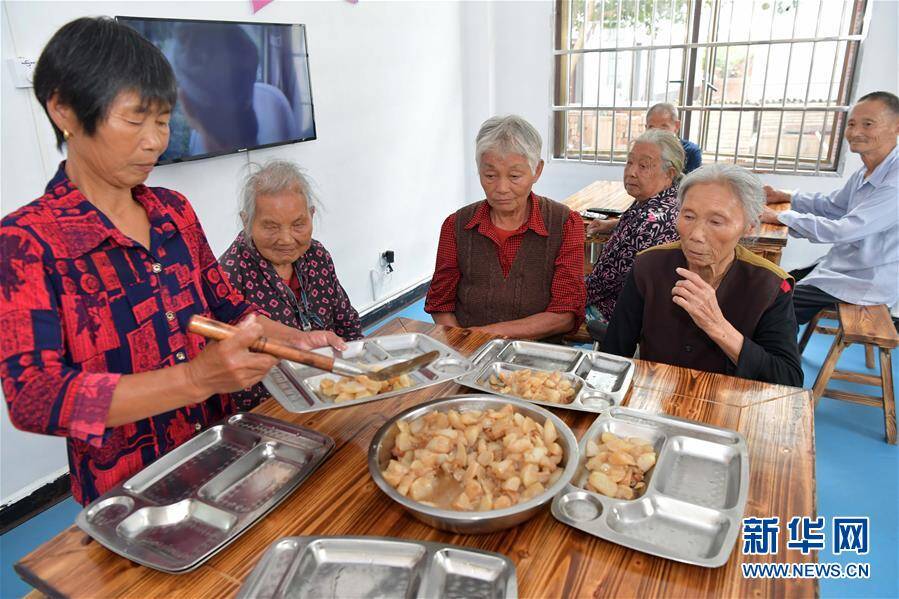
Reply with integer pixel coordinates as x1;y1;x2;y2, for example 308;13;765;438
652;436;743;510
329;341;392;364
306;368;432;403
574;353;632;393
497;341;582;371
606;495;731;561
85;495;135;527
124;426;260;504
237;536;517;599
573;417;666;490
459;340;633;414
554;491;604;523
227;413;330;452
282;538;428;598
475;362;583;405
373;333;444;360
199;443;307;512
430;548;512;599
263;333;475;414
116;499;236;561
77;414;334;573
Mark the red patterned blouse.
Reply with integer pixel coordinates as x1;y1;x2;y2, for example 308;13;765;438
0;164;257;505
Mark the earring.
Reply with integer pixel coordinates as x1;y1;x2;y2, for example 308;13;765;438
63;129;71;141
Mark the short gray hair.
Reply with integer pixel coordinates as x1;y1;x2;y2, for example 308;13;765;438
475;115;543;174
631;129;686;183
677;163;765;233
647;102;680;123
240;160;319;236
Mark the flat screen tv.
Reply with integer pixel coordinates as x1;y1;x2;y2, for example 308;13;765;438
117;16;316;165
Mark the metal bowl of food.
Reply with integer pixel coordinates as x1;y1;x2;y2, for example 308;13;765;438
368;394;579;534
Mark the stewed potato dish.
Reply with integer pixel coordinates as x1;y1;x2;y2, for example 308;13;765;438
487;369;577;404
381;405;564;511
583;432;656;500
319;374;413;403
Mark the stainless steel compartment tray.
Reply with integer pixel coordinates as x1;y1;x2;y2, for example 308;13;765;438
237;536;518;599
457;339;634;413
76;413;334;573
263;333;476;413
551;407;749;568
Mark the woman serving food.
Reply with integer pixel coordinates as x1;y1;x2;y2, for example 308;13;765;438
0;18;344;504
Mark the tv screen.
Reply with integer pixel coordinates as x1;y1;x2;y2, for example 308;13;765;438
117;17;316;164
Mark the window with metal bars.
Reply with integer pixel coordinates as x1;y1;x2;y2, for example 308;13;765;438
553;0;868;174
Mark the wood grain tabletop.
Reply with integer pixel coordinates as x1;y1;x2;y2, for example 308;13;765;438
561;179;790;247
16;318;817;598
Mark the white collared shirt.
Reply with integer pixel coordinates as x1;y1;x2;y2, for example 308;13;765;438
779;145;899;306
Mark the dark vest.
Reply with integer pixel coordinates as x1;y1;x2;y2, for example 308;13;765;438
454;196;569;328
633;242;791;376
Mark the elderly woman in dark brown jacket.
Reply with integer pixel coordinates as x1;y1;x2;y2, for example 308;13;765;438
604;164;803;387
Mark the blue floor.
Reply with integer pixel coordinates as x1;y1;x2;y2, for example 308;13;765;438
1;304;896;598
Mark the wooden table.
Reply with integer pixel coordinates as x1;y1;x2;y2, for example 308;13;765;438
563;180;791;273
16;318;817;598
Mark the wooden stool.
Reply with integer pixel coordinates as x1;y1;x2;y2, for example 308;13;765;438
812;304;898;444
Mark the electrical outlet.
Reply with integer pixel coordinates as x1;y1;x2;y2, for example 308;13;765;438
7;57;36;88
370;250;396;300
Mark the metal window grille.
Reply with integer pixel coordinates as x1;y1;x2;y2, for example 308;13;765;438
553;0;869;174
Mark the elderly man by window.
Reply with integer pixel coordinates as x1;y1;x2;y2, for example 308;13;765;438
425;115;586;340
761;91;899;324
645;102;703;174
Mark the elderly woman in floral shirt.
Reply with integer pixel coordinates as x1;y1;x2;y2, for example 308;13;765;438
585;129;685;341
220;160;362;407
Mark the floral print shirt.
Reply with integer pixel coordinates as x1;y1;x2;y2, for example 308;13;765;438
219;233;362;409
585;185;680;320
0;163;255;505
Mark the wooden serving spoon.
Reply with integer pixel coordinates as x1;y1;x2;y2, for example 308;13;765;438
187;315;439;382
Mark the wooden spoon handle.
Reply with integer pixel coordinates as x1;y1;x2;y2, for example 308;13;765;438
188;315;336;372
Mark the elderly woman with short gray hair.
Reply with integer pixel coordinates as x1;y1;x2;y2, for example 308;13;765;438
220;160;362;406
604;163;803;387
585;129;685;331
425;115;586;339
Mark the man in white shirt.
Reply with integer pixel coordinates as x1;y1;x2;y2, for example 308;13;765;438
762;91;899;324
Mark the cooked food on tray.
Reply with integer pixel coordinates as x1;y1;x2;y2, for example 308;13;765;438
487;369;577;404
381;405;564;511
319;373;414;402
583;432;656;500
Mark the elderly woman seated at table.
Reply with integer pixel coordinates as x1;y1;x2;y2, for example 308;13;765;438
603;164;803;387
425;115;586;339
585;129;684;336
220;161;362;406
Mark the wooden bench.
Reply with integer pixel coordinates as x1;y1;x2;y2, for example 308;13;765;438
811;303;898;444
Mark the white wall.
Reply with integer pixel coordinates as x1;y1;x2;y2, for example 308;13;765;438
1;0;468;504
474;0;899;271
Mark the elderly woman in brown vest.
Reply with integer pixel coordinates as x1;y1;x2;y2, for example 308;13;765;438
425;115;586;339
603;164;803;387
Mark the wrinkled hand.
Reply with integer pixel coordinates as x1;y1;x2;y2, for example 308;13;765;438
760;206;782;225
586;217;619;237
671;267;728;336
290;329;348;352
763;185;791;205
186;315;280;396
